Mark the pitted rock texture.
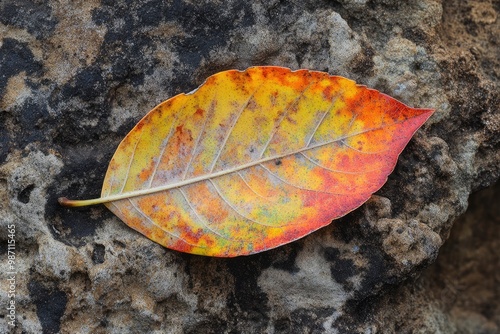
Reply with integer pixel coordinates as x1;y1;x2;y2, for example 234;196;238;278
371;180;500;334
0;0;498;333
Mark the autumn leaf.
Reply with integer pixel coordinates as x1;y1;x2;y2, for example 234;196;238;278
59;66;434;257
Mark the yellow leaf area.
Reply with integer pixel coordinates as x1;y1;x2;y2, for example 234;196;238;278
101;66;433;257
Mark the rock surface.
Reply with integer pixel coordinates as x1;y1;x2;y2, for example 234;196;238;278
0;0;498;333
372;180;500;334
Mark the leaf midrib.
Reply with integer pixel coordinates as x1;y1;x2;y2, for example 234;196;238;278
76;116;423;206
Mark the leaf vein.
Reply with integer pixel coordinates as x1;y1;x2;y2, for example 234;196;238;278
177;188;235;241
209;179;282;228
119;130;144;194
300;152;381;175
210;86;261;173
149;122;176;188
127;198;205;248
258;164;349;196
259;80;316;159
305;86;346;148
341;140;390;155
182;102;213;180
237;171;272;200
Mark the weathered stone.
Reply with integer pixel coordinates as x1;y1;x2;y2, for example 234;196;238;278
370;180;500;334
0;0;498;332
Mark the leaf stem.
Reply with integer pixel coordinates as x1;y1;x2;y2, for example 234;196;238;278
58;197;109;207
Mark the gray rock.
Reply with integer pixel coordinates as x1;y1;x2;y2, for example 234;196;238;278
0;0;498;333
372;180;500;334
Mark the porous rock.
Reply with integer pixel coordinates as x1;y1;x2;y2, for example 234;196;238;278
0;0;498;332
